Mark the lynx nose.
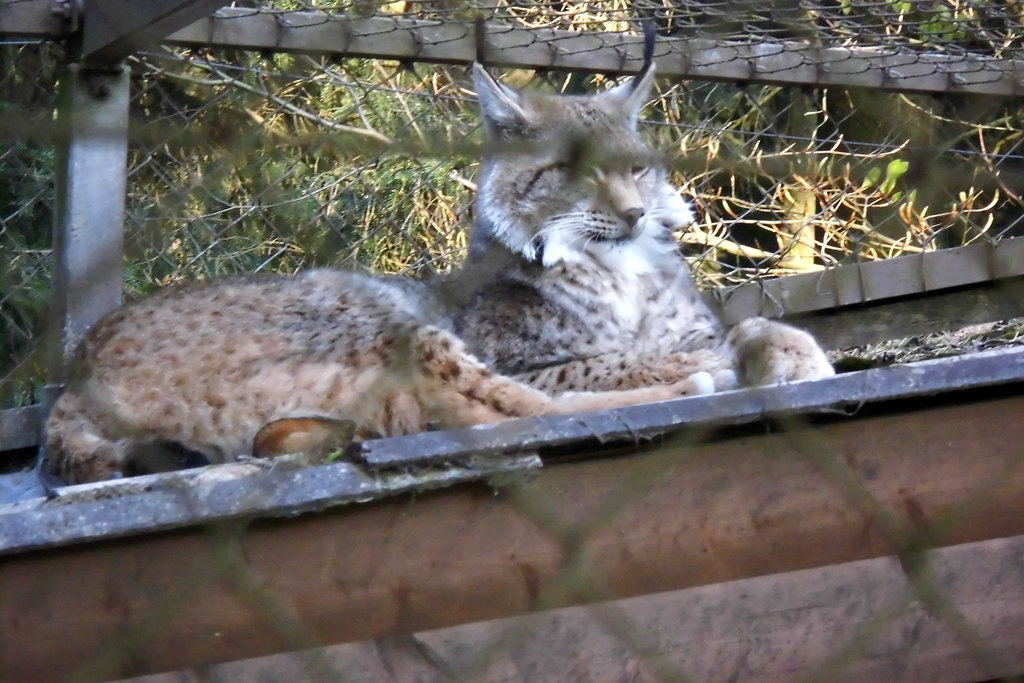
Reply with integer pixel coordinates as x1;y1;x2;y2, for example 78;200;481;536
621;207;645;227
603;170;645;229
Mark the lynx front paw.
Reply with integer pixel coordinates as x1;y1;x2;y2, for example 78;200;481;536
689;371;716;395
729;317;834;385
710;368;738;391
666;370;717;397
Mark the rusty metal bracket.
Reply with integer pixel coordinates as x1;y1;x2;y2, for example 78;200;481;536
49;0;81;32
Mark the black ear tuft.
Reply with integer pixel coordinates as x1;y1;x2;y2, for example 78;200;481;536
642;18;656;70
633;18;657;88
475;15;488;66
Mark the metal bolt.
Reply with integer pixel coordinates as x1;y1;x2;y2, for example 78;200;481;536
89;81;111;101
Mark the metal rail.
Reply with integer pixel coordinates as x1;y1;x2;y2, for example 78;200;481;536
356;346;1024;468
164;11;1024;97
0;453;541;554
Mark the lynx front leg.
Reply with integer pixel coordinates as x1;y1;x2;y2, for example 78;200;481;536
727;317;834;385
542;371;717;416
515;349;738;393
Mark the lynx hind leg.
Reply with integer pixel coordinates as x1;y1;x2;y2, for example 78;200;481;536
638;349;738;392
45;390;215;483
727;317;834;386
44;390;131;484
410;327;718;426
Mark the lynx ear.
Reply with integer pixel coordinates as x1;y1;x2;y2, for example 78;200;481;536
603;62;656;128
473;62;528;134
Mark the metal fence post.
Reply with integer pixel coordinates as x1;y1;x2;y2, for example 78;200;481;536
44;63;129;413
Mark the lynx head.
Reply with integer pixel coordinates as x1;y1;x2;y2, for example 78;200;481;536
471;63;693;267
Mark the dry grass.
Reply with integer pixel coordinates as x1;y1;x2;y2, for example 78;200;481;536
832;318;1024;372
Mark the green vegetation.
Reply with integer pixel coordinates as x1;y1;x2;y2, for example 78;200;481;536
0;45;60;408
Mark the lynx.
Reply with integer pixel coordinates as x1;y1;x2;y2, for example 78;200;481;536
450;63;832;395
44;62;831;485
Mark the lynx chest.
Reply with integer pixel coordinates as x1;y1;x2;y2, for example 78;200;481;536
548;251;723;357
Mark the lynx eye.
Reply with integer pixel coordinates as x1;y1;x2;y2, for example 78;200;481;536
632;166;651;178
521;162;575;196
568;158;602;182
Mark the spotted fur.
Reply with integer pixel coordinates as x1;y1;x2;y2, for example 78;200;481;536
44;268;716;483
45;63;830;484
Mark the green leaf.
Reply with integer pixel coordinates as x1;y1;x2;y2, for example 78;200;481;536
861;166;882;191
880;159;909;195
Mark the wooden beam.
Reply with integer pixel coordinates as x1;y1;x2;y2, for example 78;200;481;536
2;391;1024;680
798;277;1024;350
0;0;66;38
80;0;227;63
0;405;41;452
139;534;1024;682
713;236;1024;325
163;10;1024;97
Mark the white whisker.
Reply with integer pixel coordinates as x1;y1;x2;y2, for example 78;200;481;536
527;213;593;252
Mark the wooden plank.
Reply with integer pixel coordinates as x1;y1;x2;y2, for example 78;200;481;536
0;453;541;553
798;278;1024;350
163;10;1024;97
132;534;1024;683
0;405;41;452
0;0;65;38
714;236;1024;324
407;534;1024;682
2;390;1024;680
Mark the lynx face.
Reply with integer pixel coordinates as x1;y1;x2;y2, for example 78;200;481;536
472;64;690;267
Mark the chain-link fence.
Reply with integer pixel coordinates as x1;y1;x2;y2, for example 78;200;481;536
0;42;59;411
2;1;1024;679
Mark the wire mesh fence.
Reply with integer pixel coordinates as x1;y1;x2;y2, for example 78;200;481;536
0;42;59;411
3;0;1024;411
6;360;1024;681
2;2;1024;677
